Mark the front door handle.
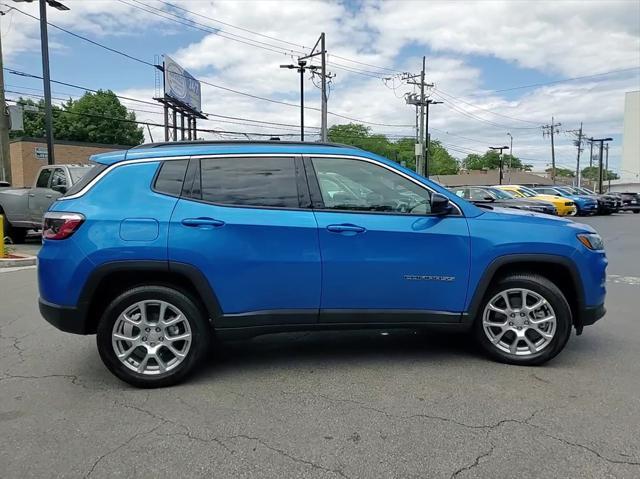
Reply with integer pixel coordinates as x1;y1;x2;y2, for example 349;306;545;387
45;194;53;199
326;224;366;234
181;217;225;228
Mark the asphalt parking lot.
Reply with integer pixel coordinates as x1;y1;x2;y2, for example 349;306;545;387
1;214;639;478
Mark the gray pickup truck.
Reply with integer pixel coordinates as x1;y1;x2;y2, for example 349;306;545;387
0;164;94;243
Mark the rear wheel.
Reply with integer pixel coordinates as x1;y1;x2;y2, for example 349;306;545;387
474;274;572;365
97;285;211;388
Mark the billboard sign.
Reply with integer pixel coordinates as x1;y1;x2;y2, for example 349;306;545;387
163;55;202;113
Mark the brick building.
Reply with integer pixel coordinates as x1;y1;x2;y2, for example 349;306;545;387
8;137;130;187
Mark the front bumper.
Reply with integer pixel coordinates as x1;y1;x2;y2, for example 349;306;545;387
576;303;606;334
39;298;89;335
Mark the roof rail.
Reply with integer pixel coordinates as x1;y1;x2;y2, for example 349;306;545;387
129;140;362;150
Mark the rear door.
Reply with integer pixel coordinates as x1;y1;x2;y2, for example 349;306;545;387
168;155;321;327
28;167;55;224
306;156;470;323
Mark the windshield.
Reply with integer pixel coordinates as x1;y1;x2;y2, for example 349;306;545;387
485;187;514;199
68;166;95;183
517;186;538;197
554;187;573;195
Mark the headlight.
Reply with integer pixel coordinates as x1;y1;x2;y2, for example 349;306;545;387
577;233;604;251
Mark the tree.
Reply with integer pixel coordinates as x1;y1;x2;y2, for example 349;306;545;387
327;123;459;175
462;149;526;171
10;91;144;146
546;167;574;178
581;166;619;181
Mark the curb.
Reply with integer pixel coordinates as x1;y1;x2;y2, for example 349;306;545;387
0;255;37;268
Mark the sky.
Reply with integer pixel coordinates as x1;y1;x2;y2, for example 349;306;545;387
2;0;639;175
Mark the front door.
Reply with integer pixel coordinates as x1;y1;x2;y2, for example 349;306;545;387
168;155;321;327
307;156;470;323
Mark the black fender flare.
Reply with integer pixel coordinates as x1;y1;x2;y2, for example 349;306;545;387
464;253;585;327
77;260;223;327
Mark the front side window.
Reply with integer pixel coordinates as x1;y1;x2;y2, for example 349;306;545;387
200;157;299;208
312;157;431;214
36;168;52;188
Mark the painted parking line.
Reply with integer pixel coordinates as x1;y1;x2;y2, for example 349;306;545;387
0;265;37;273
607;275;640;286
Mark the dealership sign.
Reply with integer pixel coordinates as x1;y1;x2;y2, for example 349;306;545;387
163;55;202;113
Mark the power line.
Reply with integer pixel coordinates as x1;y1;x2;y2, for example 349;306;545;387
458;66;640;98
156;0;403;75
5;9;412;128
433;87;540;125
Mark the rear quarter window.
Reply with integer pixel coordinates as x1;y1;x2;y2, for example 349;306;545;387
153;160;189;197
63;163;107;197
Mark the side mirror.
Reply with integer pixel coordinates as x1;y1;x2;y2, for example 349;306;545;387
430;192;452;216
483;196;495;202
52;185;67;194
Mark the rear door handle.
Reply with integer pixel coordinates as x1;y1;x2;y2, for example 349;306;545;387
181;217;225;228
326;224;366;234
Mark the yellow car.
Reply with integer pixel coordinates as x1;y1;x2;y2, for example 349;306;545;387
495;185;577;216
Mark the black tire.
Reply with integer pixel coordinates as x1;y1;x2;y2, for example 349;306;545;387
1;209;27;244
473;274;572;366
97;285;211;388
634;210;640;214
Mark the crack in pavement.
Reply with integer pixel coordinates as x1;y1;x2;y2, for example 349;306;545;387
450;440;495;479
228;434;351;479
283;390;640;469
84;423;164;478
0;373;91;389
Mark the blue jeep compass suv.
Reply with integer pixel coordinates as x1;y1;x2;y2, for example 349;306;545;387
38;141;607;387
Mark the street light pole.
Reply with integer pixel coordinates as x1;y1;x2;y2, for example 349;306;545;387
280;59;319;142
14;0;69;165
490;145;510;185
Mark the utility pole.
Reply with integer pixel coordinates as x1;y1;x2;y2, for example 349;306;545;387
605;143;610;192
490;145;510;185
0;10;11;183
507;132;513;168
295;33;333;142
589;139;594;167
567;123;584;186
424;98;442;178
542;117;561;183
589;137;613;194
403;57;436;177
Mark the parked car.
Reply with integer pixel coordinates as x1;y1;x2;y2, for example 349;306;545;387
0;164;95;243
533;186;598;216
495;185;577;216
618;192;640;213
564;186;619;215
450;186;557;215
38;141;607;387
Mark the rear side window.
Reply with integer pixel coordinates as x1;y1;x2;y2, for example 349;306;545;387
154;160;188;196
63;163;107;197
36;168;52;188
199;157;299;208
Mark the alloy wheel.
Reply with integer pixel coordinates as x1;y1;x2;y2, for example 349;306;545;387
482;288;557;356
111;300;192;375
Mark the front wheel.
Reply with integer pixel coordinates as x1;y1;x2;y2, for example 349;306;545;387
97;285;211;388
474;274;572;365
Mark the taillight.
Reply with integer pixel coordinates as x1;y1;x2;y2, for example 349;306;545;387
42;212;85;240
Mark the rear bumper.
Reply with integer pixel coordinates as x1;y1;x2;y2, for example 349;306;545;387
39;298;89;335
